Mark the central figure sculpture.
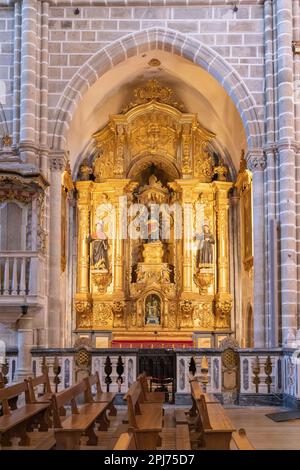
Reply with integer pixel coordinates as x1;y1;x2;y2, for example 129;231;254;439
89;220;109;271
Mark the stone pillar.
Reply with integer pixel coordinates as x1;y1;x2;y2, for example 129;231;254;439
16;315;33;380
276;0;297;343
20;0;38;164
39;1;49;174
247;150;266;347
12;0;21;147
47;153;65;348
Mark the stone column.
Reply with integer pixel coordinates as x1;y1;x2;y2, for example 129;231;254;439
39;1;49;174
247;150;266;347
276;0;297;343
20;0;38;164
12;0;21;147
47;153;65;348
16;315;33;380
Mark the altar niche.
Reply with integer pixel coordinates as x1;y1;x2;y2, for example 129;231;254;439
74;80;236;342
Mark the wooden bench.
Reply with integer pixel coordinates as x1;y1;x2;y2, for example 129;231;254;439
195;395;235;450
27;370;53;404
175;409;188;424
176;424;191;450
189;376;218;417
138;373;164;403
84;372;117;417
51;380;109;450
124;380;163;450
231;428;255;450
113;432;137;450
0;381;51;448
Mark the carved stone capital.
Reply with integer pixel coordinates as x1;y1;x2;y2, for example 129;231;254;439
246;149;266;172
50;151;67;172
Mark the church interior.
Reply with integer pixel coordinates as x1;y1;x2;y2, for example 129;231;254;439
1;0;300;452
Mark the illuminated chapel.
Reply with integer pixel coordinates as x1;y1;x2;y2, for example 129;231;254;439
1;0;300;451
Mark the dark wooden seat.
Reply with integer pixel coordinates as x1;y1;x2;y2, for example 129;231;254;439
84;372;117;417
138;373;164;403
195;395;235;450
189;375;218;417
113;432;137;450
176;424;191;450
124;380;163;450
0;381;51;447
231;428;255;450
52;380;109;450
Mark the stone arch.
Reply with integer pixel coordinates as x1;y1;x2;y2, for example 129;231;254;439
51;28;263;151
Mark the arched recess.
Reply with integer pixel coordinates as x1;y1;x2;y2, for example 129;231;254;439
51;28;263;156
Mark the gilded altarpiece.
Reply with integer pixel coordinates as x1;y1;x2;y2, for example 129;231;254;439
74;81;233;342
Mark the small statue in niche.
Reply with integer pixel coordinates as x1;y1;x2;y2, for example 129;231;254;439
145;294;161;325
88;220;109;271
195;223;215;266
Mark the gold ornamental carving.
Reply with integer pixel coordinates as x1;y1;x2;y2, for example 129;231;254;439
112;301;126;328
180;300;194;329
75;299;93;329
142;241;164;264
122;79;184;113
215;293;233;329
93;303;113;328
194;269;214;294
193;303;215;329
92;271;112;294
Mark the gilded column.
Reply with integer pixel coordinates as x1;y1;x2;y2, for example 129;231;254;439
213;181;233;328
177;180;195;294
74;181;92;328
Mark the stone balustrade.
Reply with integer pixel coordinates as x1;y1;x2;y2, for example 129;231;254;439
0;252;44;298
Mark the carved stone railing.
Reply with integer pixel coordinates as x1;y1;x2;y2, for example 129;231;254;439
0;252;45;299
3;346;296;407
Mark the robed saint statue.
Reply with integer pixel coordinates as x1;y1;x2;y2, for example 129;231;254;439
88;220;109;271
195;223;215;266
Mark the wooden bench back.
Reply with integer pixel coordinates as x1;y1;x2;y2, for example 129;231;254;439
84;372;102;401
196;395;212;430
27;371;52;402
114;432;137;450
52;381;87;428
0;381;31;415
0;372;4;388
137;372;149;401
123;381;142;428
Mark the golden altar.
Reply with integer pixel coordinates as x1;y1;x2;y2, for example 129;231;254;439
74;80;233;344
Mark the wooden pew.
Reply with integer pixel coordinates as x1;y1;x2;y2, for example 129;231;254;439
27;371;53;404
124;380;163;450
113;432;137;450
84;372;117;417
176;424;191;450
138;373;164;403
195;395;235;450
51;380;109;450
0;381;52;448
189;375;219;417
231;428;255;450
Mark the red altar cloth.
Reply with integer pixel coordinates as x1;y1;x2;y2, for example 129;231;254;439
111;339;194;349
